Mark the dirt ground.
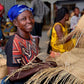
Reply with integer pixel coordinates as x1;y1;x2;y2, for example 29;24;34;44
37;29;50;61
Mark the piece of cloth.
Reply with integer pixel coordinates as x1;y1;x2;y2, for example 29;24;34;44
31;0;49;38
70;15;80;30
31;0;49;23
0;4;4;11
50;22;76;53
8;4;33;21
4;22;15;33
5;33;38;67
0;4;4;17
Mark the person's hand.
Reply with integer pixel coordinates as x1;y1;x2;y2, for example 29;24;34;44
50;51;60;58
46;61;57;67
33;57;42;63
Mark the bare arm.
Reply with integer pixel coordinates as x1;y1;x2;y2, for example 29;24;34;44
55;24;72;44
55;24;64;40
8;63;49;81
7;61;57;81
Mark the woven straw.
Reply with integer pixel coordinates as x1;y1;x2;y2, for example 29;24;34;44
25;48;84;83
71;48;84;54
46;48;84;81
55;51;80;66
0;65;8;79
0;57;6;66
25;68;84;84
76;35;84;48
76;15;84;32
0;54;8;79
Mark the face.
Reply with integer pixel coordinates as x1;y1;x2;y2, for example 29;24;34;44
65;14;69;21
74;8;80;16
14;10;34;33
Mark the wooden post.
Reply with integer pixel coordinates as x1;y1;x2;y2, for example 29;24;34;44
51;2;54;25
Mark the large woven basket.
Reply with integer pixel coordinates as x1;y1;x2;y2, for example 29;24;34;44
76;15;84;31
46;48;84;81
0;54;8;79
0;65;8;79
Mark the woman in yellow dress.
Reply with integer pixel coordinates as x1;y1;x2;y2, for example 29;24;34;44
50;7;76;53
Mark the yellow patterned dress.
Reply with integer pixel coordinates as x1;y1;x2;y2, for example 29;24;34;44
50;22;76;53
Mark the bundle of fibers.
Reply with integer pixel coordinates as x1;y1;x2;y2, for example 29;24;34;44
64;58;84;81
25;47;84;83
0;54;8;79
5;62;40;82
63;48;84;81
54;51;80;66
76;15;84;32
71;48;84;55
0;54;6;66
25;67;84;84
46;48;84;81
46;51;80;67
76;34;84;48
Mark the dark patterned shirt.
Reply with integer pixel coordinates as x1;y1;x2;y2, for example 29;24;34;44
5;33;38;67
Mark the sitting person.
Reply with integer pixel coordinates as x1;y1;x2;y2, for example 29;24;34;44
1;4;56;84
50;7;76;53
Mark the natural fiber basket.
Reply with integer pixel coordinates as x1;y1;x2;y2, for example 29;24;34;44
46;48;84;81
0;54;8;79
0;65;8;79
76;15;84;32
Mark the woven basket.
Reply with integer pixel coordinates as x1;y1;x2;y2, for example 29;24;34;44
0;55;8;79
76;15;84;31
0;65;8;79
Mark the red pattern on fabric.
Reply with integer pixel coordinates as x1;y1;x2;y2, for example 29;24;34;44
12;34;38;65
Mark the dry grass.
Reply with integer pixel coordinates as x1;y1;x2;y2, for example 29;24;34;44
0;54;8;79
46;48;84;81
25;67;84;84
